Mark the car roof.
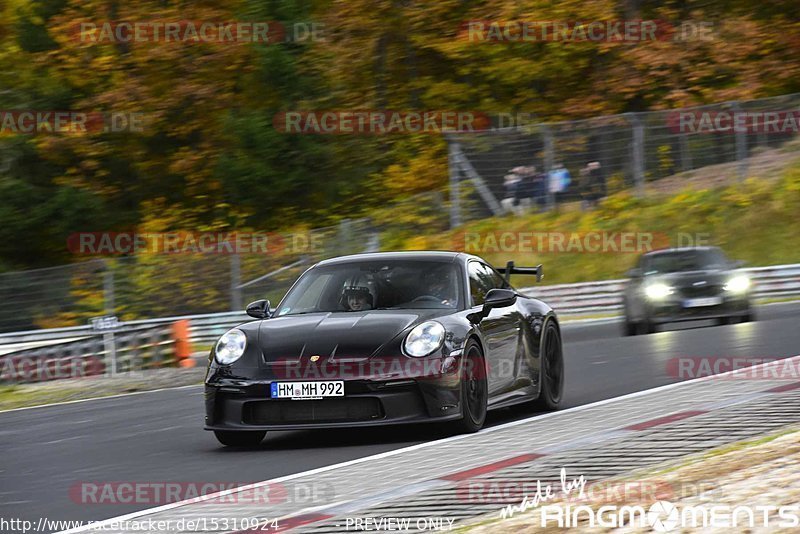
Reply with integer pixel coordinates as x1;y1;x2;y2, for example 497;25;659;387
315;250;479;267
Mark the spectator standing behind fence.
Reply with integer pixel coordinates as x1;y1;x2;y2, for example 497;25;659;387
580;161;605;209
588;161;605;203
530;166;547;209
548;162;571;203
516;165;539;213
501;170;522;215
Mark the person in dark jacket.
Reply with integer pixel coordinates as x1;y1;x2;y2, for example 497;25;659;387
579;161;605;209
501;170;522;214
587;161;605;205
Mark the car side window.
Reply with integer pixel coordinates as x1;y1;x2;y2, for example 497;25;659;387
468;261;494;307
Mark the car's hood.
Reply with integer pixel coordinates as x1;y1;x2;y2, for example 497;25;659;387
653;270;730;286
257;310;443;363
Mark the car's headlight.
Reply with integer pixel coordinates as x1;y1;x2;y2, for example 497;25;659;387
215;328;247;365
724;275;750;293
644;283;674;300
404;321;445;357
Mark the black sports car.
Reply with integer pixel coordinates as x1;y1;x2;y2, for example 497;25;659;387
205;251;564;446
622;246;754;335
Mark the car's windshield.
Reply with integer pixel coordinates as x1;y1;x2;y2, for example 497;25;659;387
275;260;461;316
643;249;729;274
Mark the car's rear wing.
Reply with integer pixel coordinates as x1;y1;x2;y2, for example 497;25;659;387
496;261;543;283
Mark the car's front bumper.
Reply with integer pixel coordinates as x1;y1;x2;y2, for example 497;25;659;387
204;360;465;431
646;293;751;324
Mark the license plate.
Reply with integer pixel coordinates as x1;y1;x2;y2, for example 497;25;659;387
683;297;722;308
270;381;344;400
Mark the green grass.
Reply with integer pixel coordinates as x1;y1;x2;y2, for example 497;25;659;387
0;384;111;411
0;369;206;412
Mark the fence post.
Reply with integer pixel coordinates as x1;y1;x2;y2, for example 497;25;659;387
102;260;117;376
627;113;645;196
448;140;462;228
679;133;692;172
103;260;115;315
452;144;503;216
338;218;353;255
542;125;555;210
732;101;748;181
230;254;242;311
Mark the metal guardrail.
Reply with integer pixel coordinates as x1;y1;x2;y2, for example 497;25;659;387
519;263;800;316
0;311;250;348
0;323;180;384
0;263;798;353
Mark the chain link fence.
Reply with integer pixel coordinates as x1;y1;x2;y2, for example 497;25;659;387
448;93;800;221
0;260;107;333
0;219;386;333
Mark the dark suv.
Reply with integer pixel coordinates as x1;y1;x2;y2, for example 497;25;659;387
622;247;754;335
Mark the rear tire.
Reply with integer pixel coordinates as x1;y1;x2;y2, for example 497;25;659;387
452;340;488;434
214;430;266;447
532;321;564;411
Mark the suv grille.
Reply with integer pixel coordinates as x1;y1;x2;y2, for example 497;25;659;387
679;285;723;298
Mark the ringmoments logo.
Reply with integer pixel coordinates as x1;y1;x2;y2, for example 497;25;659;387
536;501;800;530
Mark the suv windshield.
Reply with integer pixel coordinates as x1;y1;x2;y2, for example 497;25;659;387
643;249;729;274
275;260;461;316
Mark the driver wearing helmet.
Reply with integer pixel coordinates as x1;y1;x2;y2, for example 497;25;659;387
424;267;456;306
342;285;374;311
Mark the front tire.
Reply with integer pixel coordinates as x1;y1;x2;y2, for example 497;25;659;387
623;317;638;336
532;321;564;411
214;430;266;447
452;340;488;434
641;318;657;334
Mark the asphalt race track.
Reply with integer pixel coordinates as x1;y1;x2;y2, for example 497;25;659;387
2;302;800;531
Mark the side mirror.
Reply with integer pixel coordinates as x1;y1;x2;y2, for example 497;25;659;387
626;268;643;278
483;288;517;311
246;299;271;319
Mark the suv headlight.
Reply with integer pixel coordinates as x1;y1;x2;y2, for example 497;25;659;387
724;275;750;293
404;321;445;357
215;328;247;365
644;283;674;300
